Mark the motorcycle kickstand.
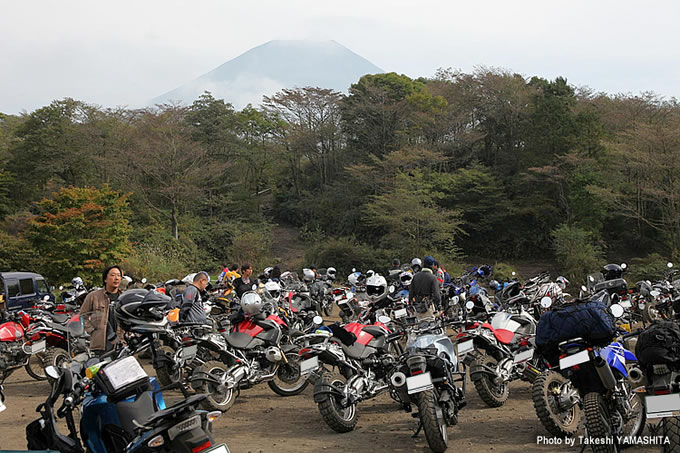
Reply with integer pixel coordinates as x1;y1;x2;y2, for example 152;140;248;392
411;416;423;438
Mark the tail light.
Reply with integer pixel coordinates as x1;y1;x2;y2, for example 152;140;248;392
192;441;212;453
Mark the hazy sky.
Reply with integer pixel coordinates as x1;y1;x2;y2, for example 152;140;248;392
1;0;678;114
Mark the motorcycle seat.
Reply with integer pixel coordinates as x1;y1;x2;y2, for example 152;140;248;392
46;320;85;337
51;313;70;324
116;391;156;437
362;325;388;337
224;331;256;349
493;329;515;345
145;394;208;426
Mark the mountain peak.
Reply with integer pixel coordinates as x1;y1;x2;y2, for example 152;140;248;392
152;40;383;107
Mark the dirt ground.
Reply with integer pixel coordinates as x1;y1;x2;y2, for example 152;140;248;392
0;362;663;453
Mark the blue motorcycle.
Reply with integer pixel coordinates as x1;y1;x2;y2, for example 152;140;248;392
556;313;645;453
26;355;229;453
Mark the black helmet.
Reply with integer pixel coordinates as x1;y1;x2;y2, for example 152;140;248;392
602;264;624;281
115;289;171;333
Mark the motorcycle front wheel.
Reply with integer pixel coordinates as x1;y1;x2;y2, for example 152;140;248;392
268;352;309;396
25;352;47;381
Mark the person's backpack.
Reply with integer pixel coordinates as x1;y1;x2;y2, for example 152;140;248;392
635;320;680;371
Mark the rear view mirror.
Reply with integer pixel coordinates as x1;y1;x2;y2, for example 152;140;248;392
45;366;60;380
59;285;64;291
650;290;660;297
465;301;475;310
581;285;588;293
43;295;50;301
252;284;257;291
610;304;625;318
511;272;516;276
312;315;323;325
540;296;552;308
388;285;395;293
141;278;147;284
621;263;627;270
451;296;459;305
668;262;674;269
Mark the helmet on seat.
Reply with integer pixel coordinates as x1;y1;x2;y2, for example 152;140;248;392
241;291;263;316
264;281;281;300
326;267;337;281
603;264;624;281
115;289;171;332
366;274;388;302
302;268;315;283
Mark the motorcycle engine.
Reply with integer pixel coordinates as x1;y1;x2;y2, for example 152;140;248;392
0;341;25;369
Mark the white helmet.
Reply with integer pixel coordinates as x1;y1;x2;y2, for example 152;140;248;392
400;271;413;287
556;276;570;290
348;272;361;286
366;270;375;278
72;276;84;288
182;273;196;284
264;281;281;300
326;267;337;280
302;268;315;283
366;274;387;302
241;291;263;316
264;267;273;279
411;258;422;272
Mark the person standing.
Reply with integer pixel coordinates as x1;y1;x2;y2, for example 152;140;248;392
81;265;124;355
233;263;254;298
179;271;211;324
409;256;441;319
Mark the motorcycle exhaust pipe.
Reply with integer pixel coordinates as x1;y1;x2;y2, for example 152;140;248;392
594;356;617;390
390;371;407;388
627;366;644;385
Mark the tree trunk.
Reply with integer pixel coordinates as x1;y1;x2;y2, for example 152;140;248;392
171;203;179;240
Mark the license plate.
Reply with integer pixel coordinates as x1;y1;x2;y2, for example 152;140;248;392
645;393;680;418
299;356;319;375
559;349;590;369
620;300;632;308
203;443;230;453
513;348;534;364
406;372;433;394
457;339;474;356
394;308;407;318
29;340;46;354
179;345;197;359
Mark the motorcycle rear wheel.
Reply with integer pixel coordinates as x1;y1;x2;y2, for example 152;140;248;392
471;354;509;407
194;361;236;412
663;417;680;453
583;392;616;453
532;370;581;437
416;389;449;453
268;352;309;396
316;376;358;433
43;347;70;382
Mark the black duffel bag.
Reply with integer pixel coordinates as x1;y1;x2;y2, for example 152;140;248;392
635;320;680;371
536;299;616;363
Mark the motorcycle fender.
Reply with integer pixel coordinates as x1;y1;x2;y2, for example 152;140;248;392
313;383;344;403
469;363;499;381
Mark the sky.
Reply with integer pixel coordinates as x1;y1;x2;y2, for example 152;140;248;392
1;0;679;114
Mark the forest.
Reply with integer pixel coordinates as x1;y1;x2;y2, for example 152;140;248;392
1;67;679;286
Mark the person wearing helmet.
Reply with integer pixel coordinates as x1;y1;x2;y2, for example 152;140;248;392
326;267;337;281
387;258;403;284
411;258;423;273
81;265;124;355
409;256;441;319
366;274;388;305
233;263;254;298
179;271;211;324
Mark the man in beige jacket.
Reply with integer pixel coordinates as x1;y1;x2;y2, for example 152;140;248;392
81;265;124;354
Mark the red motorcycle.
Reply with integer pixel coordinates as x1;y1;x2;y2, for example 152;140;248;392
190;291;309;411
0;311;46;382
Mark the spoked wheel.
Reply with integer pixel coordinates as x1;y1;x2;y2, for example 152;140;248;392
583;392;616;453
416;389;449;453
25;352;47;381
194;361;236;412
268;352;309;396
619;381;646;444
315;376;358;433
532;370;581;437
43;348;71;382
471;354;509;407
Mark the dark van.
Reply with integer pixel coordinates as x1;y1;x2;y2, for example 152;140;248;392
0;272;54;310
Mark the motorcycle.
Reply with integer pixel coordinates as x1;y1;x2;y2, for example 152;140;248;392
553;304;645;452
297;315;400;433
0;309;47;382
26;356;228;453
387;315;466;453
455;302;540;407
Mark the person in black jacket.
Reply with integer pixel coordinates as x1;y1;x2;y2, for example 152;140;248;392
409;255;441;319
179;271;211;324
233;263;255;298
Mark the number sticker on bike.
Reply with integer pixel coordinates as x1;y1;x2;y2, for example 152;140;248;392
513;348;534;364
203;444;230;453
457;339;474;356
645;393;680;418
180;345;198;359
393;308;407;318
406;372;434;394
300;356;319;375
559;350;590;369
